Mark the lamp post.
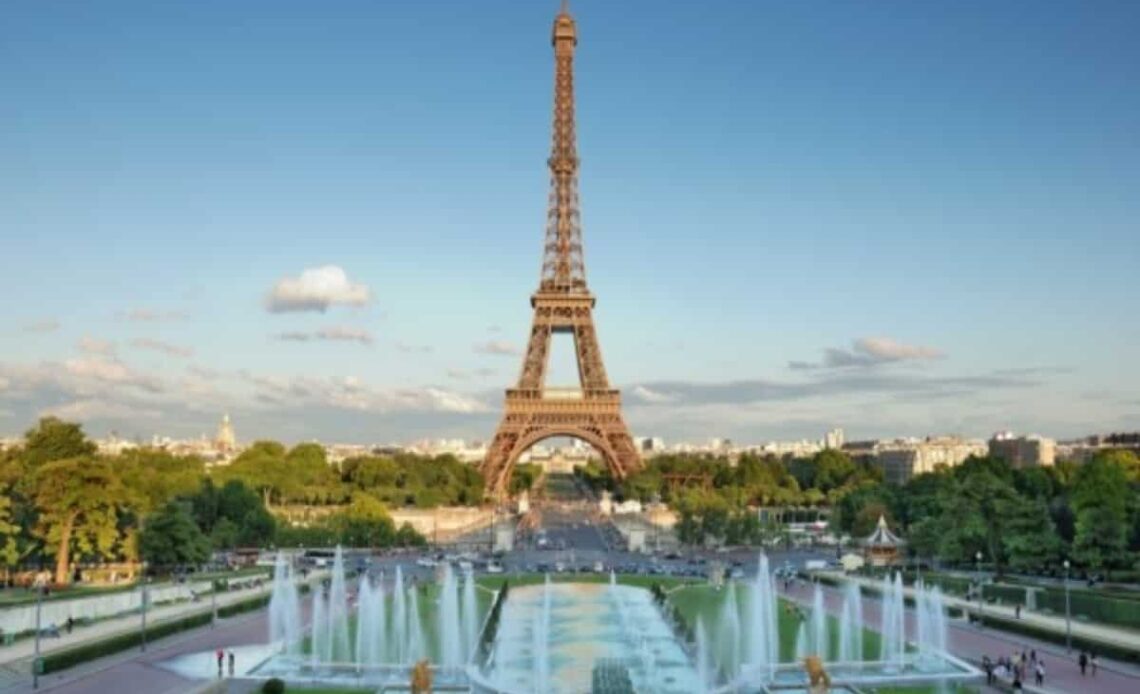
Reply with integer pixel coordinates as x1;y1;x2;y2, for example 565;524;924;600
32;584;44;689
1063;559;1072;653
140;577;150;652
975;551;984;628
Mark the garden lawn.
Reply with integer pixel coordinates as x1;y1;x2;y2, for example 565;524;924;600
667;582;883;666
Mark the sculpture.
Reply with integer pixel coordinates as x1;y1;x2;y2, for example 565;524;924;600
411;659;433;693
804;654;831;694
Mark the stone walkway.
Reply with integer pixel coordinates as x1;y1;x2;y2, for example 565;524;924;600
0;584;271;671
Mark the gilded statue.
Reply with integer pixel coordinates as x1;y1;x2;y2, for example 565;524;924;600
410;659;433;693
804;654;831;694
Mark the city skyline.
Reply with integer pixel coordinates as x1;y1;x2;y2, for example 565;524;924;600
2;0;1139;444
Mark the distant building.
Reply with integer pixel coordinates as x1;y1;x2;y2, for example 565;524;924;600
824;428;845;450
988;432;1056;468
875;436;987;484
1057;431;1140;464
636;436;665;453
215;413;237;454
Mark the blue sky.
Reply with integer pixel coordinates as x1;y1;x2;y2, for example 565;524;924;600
1;0;1137;445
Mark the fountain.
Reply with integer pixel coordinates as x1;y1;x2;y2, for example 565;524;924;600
879;571;906;670
462;567;479;660
795;619;809;662
809;581;829;661
393;566;407;664
695;618;713;693
746;553;779;682
355;575;383;666
438;564;463;667
837;578;864;664
231;550;979;693
717;581;741;676
407;581;426;663
267;552;302;655
327;547;352;663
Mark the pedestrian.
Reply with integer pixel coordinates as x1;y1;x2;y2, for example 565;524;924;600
1012;674;1023;690
1035;660;1045;686
1091;652;1099;677
228;650;235;677
216;648;224;677
66;616;74;634
1078;651;1088;676
982;655;994;685
1030;649;1036;664
1015;603;1021;619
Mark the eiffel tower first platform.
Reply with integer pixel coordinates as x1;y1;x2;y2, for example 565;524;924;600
481;5;641;499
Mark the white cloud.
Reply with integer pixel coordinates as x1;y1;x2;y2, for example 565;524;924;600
23;320;59;334
119;309;189;323
395;342;433;354
63;356;165;393
630;385;678;404
447;367;498;381
273;326;374;345
41;399;163;422
265;265;371;313
474;340;520;356
79;336;116;355
856;337;943;361
790;336;944;370
131;338;194;358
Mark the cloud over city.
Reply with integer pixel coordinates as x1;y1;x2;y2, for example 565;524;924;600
265;265;371;313
474;340;520;356
131;337;194;358
789;337;945;370
272;326;375;345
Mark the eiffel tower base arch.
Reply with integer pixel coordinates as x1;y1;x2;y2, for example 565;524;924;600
483;390;640;501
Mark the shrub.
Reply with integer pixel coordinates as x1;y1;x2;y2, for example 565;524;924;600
261;677;286;694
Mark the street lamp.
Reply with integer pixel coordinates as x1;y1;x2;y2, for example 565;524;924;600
140;576;150;652
1063;559;1072;653
975;551;984;628
32;584;45;689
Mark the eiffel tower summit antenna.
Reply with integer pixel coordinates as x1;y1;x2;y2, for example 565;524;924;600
482;3;641;499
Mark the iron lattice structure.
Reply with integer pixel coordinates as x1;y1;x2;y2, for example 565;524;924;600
482;6;640;499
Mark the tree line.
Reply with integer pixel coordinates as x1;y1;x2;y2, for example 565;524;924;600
577;447;1140;578
0;418;452;585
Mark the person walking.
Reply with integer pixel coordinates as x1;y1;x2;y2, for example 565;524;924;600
1035;660;1045;686
982;655;994;685
1078;651;1088;676
228;650;235;677
1015;603;1021;619
216;648;224;677
1091;652;1099;677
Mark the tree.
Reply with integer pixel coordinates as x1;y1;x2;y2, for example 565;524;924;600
1003;499;1061;572
22;417;96;468
32;457;126;584
812;449;857;493
139;501;210;571
510;463;542;496
330;492;396;547
1070;455;1131;572
852;502;893;538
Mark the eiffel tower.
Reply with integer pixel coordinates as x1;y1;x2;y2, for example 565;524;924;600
482;4;640;499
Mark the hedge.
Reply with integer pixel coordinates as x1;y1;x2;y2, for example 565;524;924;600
41;592;270;674
898;571;1140;631
972;612;1140;665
